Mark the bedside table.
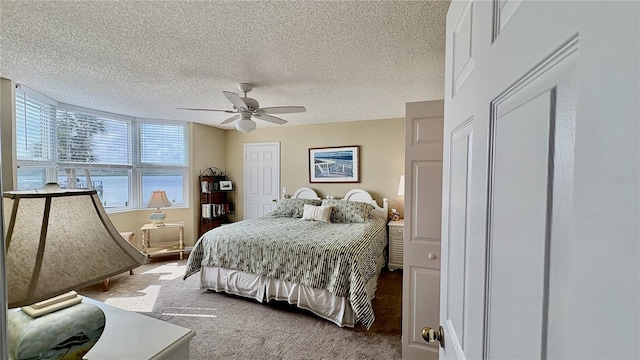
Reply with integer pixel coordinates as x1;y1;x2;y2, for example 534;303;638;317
388;219;404;270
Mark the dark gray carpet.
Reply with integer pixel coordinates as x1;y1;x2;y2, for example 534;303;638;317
79;257;402;360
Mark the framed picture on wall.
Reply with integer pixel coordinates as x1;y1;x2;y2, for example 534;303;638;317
309;145;360;183
219;180;233;190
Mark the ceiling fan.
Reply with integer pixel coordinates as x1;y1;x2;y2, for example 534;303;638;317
178;83;306;133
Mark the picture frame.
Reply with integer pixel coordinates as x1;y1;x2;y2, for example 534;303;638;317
309;145;360;183
219;180;233;190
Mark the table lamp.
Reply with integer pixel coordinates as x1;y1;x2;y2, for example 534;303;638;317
4;184;145;359
397;175;405;197
391;175;405;221
146;190;172;226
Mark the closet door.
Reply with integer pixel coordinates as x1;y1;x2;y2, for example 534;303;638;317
402;100;443;360
243;142;280;219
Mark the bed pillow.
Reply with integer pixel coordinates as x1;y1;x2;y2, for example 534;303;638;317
301;204;332;223
321;199;374;223
270;198;322;218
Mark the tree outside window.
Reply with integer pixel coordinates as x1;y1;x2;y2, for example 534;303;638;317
57;111;106;190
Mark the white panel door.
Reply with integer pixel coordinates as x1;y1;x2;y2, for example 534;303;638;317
435;1;639;359
402;100;444;360
243;142;280;219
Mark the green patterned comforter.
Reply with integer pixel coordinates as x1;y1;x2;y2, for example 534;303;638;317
184;215;387;329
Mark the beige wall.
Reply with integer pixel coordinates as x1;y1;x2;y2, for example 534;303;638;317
225;118;406;219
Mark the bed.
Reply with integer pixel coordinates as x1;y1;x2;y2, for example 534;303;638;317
184;188;389;329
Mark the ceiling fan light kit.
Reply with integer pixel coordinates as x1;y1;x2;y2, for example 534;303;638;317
236;119;256;133
179;83;306;134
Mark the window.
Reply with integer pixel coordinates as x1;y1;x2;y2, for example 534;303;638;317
141;169;184;205
139;121;188;206
15;85;189;210
15;90;56;163
57;168;131;207
15;89;56;191
57;109;131;165
139;123;187;165
16;167;48;191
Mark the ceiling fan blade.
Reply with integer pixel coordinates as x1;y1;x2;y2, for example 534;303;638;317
223;91;248;110
259;106;306;114
176;107;235;113
220;114;240;124
253;113;287;125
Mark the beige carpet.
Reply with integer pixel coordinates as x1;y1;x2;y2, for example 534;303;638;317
79;256;402;360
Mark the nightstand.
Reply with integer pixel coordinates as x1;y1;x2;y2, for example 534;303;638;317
388;219;404;270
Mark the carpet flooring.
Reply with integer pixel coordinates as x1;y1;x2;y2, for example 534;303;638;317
79;256;403;360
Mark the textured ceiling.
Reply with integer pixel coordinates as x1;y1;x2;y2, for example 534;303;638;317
0;1;449;130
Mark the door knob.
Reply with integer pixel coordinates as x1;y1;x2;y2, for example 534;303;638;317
272;199;277;202
422;325;445;348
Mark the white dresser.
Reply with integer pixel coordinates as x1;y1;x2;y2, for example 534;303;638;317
388;219;404;270
83;297;195;359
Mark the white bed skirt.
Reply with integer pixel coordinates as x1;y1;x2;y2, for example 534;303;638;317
199;254;386;328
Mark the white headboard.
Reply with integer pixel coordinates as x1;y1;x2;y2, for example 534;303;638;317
292;187;320;200
343;189;389;219
292;187;388;219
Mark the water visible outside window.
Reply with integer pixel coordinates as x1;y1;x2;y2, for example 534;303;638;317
56;168;131;207
142;169;184;205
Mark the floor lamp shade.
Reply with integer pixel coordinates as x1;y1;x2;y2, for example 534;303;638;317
4;188;146;308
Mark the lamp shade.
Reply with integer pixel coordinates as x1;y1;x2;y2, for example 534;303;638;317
146;190;172;209
397;175;405;197
3;188;145;308
146;190;172;226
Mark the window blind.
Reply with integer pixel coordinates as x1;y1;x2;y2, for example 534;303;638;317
56;109;132;166
15;89;56;163
139;122;187;166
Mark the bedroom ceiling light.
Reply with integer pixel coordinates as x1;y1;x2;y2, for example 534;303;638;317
4;184;145;358
235;118;257;133
146;190;173;226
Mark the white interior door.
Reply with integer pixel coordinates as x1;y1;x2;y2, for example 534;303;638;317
435;1;639;359
243;142;280;219
438;1;478;357
402;100;444;360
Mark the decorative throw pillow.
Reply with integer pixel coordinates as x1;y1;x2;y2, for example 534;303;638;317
270;198;322;218
301;204;332;223
321;199;374;223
